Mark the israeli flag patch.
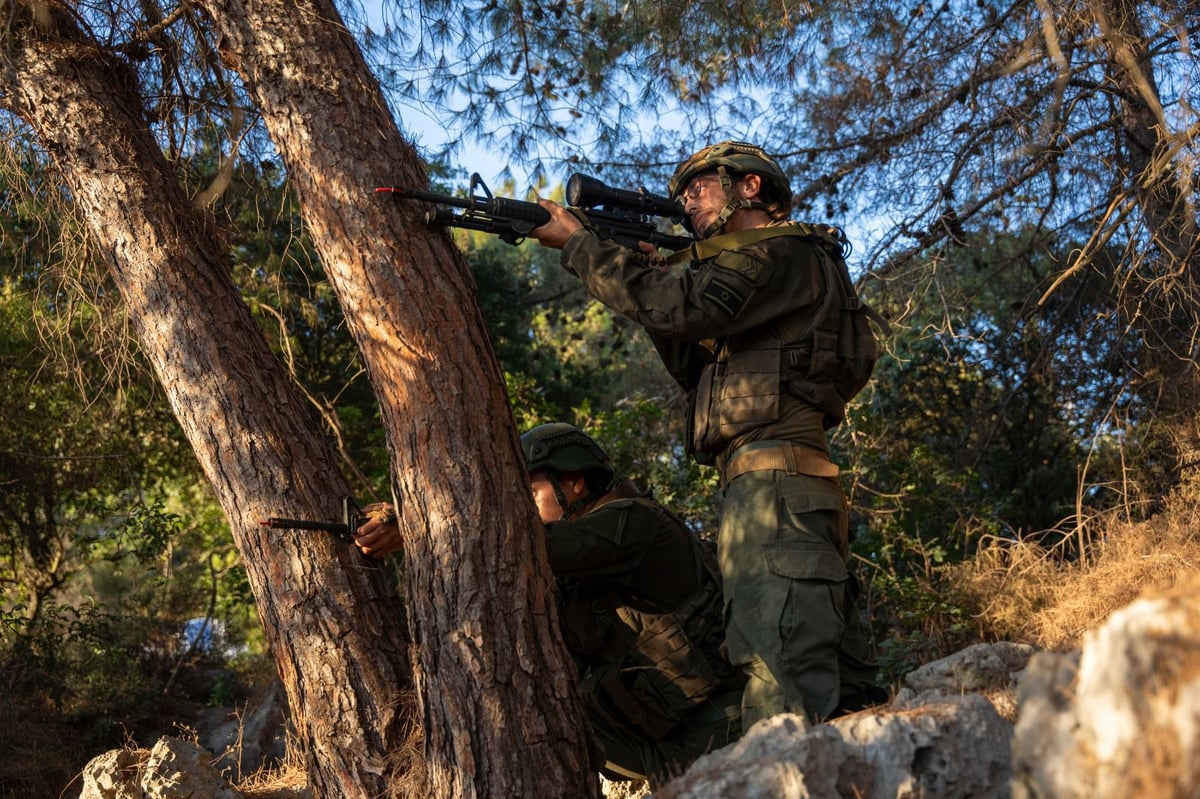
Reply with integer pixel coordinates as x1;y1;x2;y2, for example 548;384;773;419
703;278;747;317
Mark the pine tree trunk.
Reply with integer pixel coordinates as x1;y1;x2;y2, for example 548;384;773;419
1;7;412;798
199;1;598;795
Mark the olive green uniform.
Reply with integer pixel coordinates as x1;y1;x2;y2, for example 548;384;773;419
560;226;879;728
545;478;743;787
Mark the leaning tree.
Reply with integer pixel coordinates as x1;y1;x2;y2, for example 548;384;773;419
1;1;595;796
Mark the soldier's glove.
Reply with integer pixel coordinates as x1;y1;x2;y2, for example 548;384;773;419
361;502;398;525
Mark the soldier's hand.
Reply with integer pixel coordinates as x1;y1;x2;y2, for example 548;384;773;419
531;199;584;249
355;502;404;558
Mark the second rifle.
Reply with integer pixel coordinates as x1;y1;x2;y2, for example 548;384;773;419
259;496;369;542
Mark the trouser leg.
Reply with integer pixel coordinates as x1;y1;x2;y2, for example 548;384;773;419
587;689;742;789
720;471;850;725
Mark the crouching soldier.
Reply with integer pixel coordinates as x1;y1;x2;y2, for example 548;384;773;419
521;423;744;788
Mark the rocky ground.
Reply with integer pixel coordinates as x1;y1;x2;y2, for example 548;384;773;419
79;571;1200;798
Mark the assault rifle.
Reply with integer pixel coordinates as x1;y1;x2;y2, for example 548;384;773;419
376;172;694;251
259;496;368;543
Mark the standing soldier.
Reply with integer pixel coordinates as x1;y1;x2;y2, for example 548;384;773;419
530;141;886;729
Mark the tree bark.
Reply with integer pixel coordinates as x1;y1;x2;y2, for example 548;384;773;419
1;6;413;797
199;1;598;795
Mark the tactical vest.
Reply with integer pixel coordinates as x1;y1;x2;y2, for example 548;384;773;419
559;492;739;741
670;223;886;462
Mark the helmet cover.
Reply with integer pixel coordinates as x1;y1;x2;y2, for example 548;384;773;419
668;140;793;217
520;423;615;481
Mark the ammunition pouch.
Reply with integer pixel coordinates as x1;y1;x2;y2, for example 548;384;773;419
688;340;782;462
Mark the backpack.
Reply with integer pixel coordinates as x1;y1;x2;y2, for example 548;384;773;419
796;224;886;425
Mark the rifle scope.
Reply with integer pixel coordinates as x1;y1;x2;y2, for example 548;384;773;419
566;174;683;222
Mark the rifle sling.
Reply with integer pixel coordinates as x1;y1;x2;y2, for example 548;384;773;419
665;223;842;266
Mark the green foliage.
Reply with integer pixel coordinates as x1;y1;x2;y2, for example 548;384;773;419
0;277;191;618
206;669;237;707
846;230;1136;557
834;228;1152;665
582;399;721;535
459;222;680;406
119;500;183;562
855;527;981;683
1;601;157;729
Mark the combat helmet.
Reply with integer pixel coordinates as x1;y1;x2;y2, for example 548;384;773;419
521;423;616;520
521;423;615;478
668;141;793;238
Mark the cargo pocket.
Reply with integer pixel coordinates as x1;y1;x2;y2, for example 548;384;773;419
764;483;850;646
763;543;848;583
778;477;850;560
761;542;847;718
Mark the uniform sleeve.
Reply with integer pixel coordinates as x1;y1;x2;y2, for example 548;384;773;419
544;499;657;581
560;229;823;341
648;332;711;391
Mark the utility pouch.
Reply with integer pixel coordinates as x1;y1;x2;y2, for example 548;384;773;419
605;611;722;740
714;343;781;440
690;341;783;458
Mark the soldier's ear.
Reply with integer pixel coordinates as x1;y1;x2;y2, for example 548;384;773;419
738;173;763;200
564;471;590;497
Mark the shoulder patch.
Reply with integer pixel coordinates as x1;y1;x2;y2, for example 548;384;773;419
711;249;768;283
702;277;748;317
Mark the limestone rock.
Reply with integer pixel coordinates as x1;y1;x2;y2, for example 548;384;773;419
894;641;1037;705
1012;578;1200;799
79;737;244;799
79;748;146;799
655;694;1013;799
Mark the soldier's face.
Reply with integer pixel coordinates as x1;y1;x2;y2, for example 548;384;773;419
529;471;562;522
681;171;760;236
529;470;587;523
680;172;726;233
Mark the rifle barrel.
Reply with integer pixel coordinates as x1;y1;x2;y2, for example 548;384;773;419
377;187;550;226
375;186;473;211
378;180;693;252
260;517;352;536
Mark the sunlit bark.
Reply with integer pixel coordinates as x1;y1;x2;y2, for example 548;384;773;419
198;1;597;794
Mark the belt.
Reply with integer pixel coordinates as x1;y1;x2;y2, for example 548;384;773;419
723;441;840;483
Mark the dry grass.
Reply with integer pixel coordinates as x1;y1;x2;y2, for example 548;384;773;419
237;764;311;799
235;735;310;799
235;690;426;799
951;478;1200;651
